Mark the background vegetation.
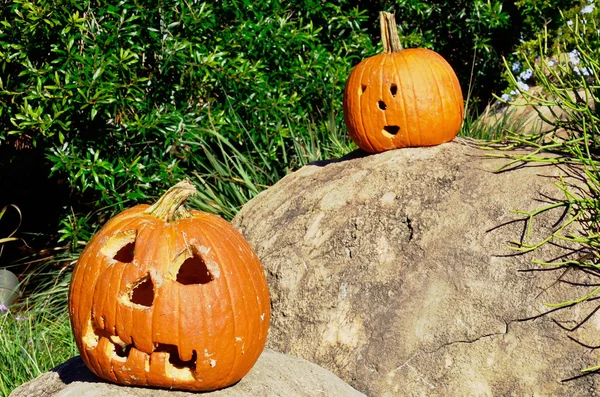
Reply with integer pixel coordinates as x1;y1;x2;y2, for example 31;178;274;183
1;0;598;395
493;12;600;312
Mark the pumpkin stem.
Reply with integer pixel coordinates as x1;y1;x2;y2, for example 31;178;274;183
380;11;403;53
144;179;196;222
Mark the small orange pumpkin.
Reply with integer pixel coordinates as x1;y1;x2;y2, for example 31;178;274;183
343;12;464;153
69;180;270;391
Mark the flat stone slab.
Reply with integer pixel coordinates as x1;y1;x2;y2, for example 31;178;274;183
10;349;365;397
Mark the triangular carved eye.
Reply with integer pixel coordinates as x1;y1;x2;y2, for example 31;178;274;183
101;230;137;263
114;242;135;263
176;250;213;285
129;274;154;307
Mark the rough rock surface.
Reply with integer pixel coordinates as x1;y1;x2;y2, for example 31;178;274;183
233;139;600;396
10;349;364;397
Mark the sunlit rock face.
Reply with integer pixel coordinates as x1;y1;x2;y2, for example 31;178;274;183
234;139;598;396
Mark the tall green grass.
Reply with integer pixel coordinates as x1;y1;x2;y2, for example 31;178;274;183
0;308;76;396
0;248;76;396
0;259;76;397
186;106;353;219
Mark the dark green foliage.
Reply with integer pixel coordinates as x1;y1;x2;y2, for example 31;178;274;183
514;0;600;59
500;2;600;102
0;0;368;246
514;0;579;38
0;0;517;249
0;0;574;250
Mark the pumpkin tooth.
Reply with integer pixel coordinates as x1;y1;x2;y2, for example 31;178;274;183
82;318;99;349
164;358;195;382
99;334;133;362
178;346;194;362
153;343;197;378
110;334;127;349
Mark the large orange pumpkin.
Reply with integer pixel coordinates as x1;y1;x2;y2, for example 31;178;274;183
343;12;464;153
69;180;270;391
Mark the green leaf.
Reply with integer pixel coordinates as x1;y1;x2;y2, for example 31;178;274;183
92;68;103;81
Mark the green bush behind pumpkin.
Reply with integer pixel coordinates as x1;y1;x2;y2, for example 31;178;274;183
0;0;580;247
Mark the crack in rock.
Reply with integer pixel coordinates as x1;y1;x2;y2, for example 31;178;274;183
427;320;513;354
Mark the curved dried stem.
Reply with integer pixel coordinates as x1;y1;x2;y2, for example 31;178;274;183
145;180;197;222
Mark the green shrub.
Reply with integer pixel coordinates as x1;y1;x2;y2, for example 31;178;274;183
8;0;592;246
0;0;520;249
0;0;367;245
513;0;581;39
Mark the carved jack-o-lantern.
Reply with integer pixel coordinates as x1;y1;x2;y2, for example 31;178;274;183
343;12;464;153
69;180;270;391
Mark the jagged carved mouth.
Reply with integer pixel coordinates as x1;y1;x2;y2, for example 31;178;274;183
83;320;205;382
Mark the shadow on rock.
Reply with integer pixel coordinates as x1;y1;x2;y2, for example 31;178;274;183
308;148;369;167
53;356;103;384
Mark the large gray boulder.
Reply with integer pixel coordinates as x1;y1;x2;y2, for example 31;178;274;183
233;139;600;396
10;349;364;397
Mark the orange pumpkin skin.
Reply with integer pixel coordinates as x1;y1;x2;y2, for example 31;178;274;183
343;48;464;153
69;182;270;391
